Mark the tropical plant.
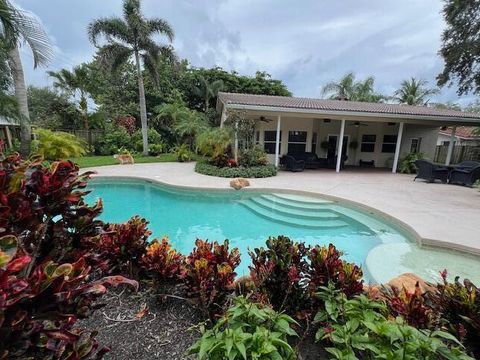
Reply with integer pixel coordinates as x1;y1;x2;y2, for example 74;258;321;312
249;236;310;314
239;146;268;167
48;65;92;133
393;78;439;105
115;115;137;134
307;244;364;299
195;161;277;178
148;143;165;156
173;143;193;162
314;284;472;360
132;128;162;152
398;152;424;174
0;254;137;359
32;128;87;160
181;239;240;317
193;75;224;112
84;216;151;277
189;296;298;360
321;72;385;102
437;0;480;95
141;236;184;282
95;125;131;155
173;111;209;150
153;101;191;129
196;127;232;159
0;0;53;156
88;0;175;155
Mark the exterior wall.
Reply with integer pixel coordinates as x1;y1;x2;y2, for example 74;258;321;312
255;117;440;168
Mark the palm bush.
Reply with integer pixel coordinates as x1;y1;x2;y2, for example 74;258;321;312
399;152;424;174
32;128;87;160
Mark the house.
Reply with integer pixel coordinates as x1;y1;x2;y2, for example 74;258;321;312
437;126;480;146
216;92;480;172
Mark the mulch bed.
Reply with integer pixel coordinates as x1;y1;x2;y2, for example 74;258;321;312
79;284;329;359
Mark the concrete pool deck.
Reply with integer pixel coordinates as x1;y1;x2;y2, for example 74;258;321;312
86;162;480;256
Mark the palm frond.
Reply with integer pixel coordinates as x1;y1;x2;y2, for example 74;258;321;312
88;17;131;46
142;51;159;84
146;18;174;41
97;43;133;73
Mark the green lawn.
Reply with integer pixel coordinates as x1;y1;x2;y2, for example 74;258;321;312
70;153;202;168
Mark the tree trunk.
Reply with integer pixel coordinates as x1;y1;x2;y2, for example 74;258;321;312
9;46;31;157
134;50;149;156
80;93;91;146
205;95;209;113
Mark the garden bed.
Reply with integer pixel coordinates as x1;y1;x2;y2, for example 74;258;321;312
195;161;277;178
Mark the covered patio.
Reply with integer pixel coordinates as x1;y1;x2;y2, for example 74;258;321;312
217;93;480;173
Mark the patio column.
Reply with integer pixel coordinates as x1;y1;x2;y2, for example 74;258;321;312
5;126;12;148
445;126;456;166
275;115;281;167
234;121;239;162
392;122;404;174
220;106;227;128
335;119;346;172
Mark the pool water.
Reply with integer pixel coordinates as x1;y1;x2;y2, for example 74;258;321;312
86;177;480;284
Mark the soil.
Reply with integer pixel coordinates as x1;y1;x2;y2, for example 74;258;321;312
79;284;329;360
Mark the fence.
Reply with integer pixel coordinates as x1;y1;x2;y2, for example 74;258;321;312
58;129;105;146
434;145;480;164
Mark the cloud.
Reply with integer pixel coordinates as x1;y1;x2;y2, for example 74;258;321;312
14;0;476;105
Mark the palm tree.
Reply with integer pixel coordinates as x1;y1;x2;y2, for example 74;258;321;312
194;75;224;112
393;78;439;105
173;111;209;150
48;65;91;134
321;72;385;102
0;0;53;156
88;0;175;156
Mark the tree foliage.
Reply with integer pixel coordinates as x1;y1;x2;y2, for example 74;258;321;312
321;72;385;102
394;78;439;105
437;0;480;95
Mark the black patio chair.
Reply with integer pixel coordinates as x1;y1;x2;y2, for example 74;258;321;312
449;165;480;187
281;155;305;172
414;160;449;183
456;161;480;170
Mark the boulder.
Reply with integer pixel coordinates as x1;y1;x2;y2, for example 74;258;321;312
386;273;435;294
230;178;250;190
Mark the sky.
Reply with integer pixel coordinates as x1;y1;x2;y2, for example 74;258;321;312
14;0;477;106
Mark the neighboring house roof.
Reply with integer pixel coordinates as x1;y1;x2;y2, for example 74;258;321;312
218;92;480;123
0;116;18;126
439;126;480;140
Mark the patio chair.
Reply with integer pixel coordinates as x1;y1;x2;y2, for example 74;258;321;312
456;161;480;169
281;155;305;172
414;160;449;183
449;165;480;187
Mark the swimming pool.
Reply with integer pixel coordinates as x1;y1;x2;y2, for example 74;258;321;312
86;177;480;284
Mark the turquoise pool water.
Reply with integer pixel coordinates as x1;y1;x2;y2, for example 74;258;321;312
86;177;480;284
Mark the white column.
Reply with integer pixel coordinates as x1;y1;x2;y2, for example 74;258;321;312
336;119;346;172
220;106;227;128
5;126;12;149
275;115;281;167
234;121;239;162
445;126;456;165
392;122;404;174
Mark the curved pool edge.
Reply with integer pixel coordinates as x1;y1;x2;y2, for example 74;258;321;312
88;173;480;264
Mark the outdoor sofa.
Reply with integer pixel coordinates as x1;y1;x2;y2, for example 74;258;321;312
449;163;480;187
280;155;305;172
286;152;347;169
414;160;449;183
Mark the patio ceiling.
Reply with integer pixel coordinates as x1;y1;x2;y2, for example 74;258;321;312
217;92;480;126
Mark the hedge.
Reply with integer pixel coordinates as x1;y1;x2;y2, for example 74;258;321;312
195;161;277;178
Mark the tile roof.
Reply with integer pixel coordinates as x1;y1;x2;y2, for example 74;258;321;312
439;126;480;139
218;92;480;121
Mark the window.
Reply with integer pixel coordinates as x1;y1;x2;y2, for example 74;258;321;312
311;132;317;153
382;135;397;153
264;130;281;154
360;134;376;153
410;138;422;153
288;131;307;153
255;131;260;145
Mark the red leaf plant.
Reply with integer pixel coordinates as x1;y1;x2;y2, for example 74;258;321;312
181;239;240;318
0;254;138;359
141;236;184;281
115;115;137;135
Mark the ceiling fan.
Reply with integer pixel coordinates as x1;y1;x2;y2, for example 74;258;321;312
347;121;368;127
257;116;273;123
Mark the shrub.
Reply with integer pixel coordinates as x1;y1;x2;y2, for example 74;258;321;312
173;143;192;162
189;296;298;360
239;146;268;167
141;237;184;282
249;236;310;314
0;253;137;359
314;284;472;360
307;244;363;298
32;128;87;160
95;126;131;155
115;115;137;135
84;216;151;277
195;161;277;178
196;128;231;158
398;152;424;174
132;128;162;152
428;270;480;357
181;239;240;317
148;143;166;156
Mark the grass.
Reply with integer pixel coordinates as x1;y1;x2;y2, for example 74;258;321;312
70;153;201;168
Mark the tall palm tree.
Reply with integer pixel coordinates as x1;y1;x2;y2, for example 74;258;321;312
0;0;53;156
194;75;224;112
393;78;439;106
88;0;175;156
321;72;385;102
48;65;91;133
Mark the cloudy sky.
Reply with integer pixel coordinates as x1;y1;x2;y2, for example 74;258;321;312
15;0;476;105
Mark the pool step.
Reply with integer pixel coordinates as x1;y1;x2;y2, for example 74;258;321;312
260;194;333;211
239;199;348;229
249;197;340;220
270;193;333;205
